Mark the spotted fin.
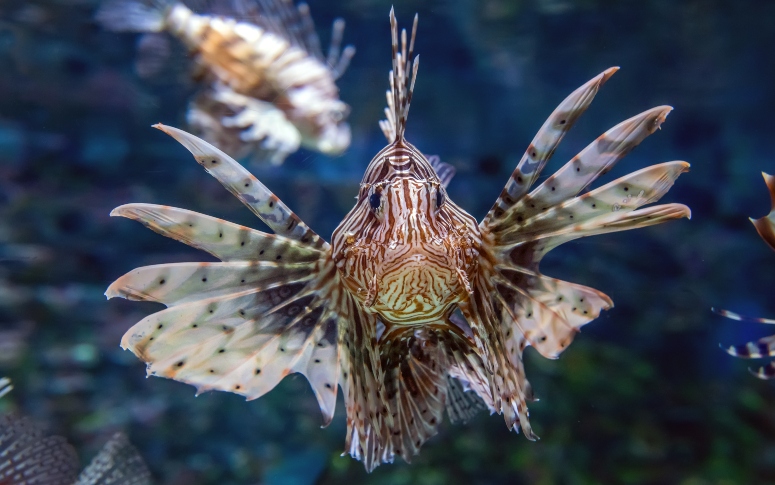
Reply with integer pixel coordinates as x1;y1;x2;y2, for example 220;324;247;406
479;71;689;361
485;67;619;221
153;124;326;248
74;433;152;485
108;126;342;426
0;415;79;485
751;172;775;251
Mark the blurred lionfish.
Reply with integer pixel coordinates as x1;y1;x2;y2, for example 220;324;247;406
97;0;354;165
106;9;690;471
717;172;775;378
0;401;152;484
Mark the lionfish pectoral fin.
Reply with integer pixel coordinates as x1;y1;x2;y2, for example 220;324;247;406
749;362;775;379
458;283;536;439
491;271;613;359
0;415;80;483
721;334;775;359
152;124;326;247
108;126;341;425
483;67;619;224
750;172;775;252
339;296;390;472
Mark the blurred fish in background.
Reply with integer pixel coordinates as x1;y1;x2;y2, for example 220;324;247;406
717;172;775;379
0;410;153;485
0;377;12;399
96;0;355;165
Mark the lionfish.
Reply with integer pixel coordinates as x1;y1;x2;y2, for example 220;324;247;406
97;0;354;164
717;172;775;378
0;382;152;484
106;9;690;471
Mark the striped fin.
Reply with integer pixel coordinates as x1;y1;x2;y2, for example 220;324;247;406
379;9;419;143
0;415;79;485
750;362;775;380
340;296;389;472
487;106;673;232
379;325;448;464
111;204;323;263
445;375;487;424
0;377;11;399
74;433;152;485
722;334;775;359
427;155;456;189
153;124;326;249
713;307;775;324
458;273;537;439
485;67;619;222
751;172;775;251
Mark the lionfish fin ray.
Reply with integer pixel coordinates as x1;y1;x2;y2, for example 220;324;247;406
483;67;619;224
750;172;775;251
427;155;456;188
153;124;325;247
111;204;324;263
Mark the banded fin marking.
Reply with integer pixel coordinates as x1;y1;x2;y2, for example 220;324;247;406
485;67;619;221
751;172;775;251
153;124;326;248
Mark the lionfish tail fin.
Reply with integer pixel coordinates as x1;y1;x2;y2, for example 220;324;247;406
750;172;775;251
380;9;419;143
107;126;341;426
95;0;171;33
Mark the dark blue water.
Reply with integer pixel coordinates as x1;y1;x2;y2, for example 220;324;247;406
1;0;774;483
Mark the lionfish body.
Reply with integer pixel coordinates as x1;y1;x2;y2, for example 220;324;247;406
718;172;775;379
107;9;691;471
97;0;354;164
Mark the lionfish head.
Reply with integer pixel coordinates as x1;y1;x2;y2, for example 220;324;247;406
332;10;478;324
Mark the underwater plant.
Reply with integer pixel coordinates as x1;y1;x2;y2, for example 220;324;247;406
97;0;354;165
106;8;690;471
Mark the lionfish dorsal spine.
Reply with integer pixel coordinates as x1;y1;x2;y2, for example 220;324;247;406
383;8;419;143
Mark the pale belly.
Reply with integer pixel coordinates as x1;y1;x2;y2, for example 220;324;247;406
369;250;461;324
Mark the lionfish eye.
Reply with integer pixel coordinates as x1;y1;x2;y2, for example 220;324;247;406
435;189;444;210
369;192;381;210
